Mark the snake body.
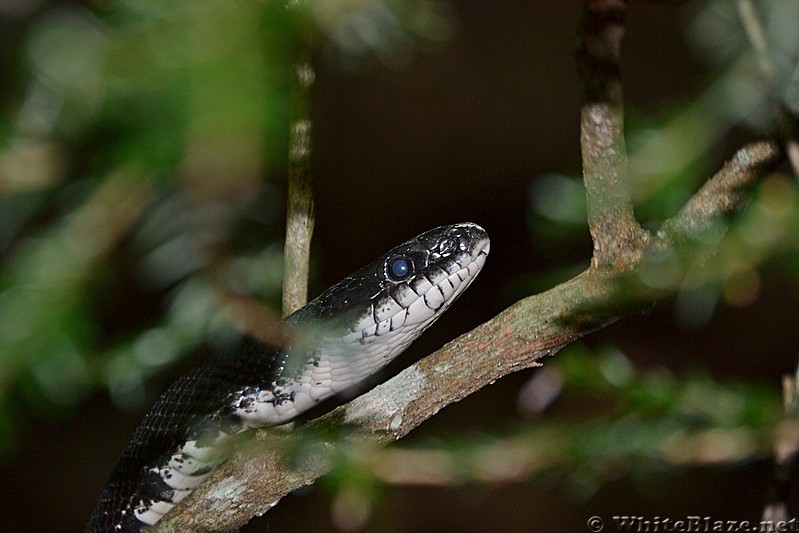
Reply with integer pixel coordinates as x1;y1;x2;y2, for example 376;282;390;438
87;223;489;531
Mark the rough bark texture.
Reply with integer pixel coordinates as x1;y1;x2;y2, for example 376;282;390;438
152;1;786;530
577;0;650;269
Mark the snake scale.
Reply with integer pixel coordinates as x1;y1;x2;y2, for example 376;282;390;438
87;222;490;531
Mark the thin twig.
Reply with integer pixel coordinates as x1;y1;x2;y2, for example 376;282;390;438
282;52;316;317
737;5;799;516
737;0;775;80
659;142;778;244
736;0;799;179
762;367;799;524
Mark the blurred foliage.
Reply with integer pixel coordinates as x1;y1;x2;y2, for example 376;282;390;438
0;0;452;454
321;347;783;528
0;0;300;453
0;0;797;526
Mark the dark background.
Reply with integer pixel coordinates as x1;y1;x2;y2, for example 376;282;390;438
2;1;798;531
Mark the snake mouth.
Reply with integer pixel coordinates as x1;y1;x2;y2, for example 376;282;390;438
341;222;489;336
333;223;489;360
472;232;490;269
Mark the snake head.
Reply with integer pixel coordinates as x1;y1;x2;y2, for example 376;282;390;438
289;222;490;356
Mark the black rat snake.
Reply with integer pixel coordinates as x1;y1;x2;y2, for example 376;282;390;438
87;222;490;531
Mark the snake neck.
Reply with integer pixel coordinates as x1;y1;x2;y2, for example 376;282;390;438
87;223;489;531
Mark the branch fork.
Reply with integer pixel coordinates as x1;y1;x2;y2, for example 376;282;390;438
153;2;785;530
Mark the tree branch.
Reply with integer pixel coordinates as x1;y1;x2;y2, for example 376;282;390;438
736;0;799;178
152;140;780;532
576;0;650;268
761;364;799;525
282;51;316;317
153;0;785;528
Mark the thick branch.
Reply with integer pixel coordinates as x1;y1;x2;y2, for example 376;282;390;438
153;141;781;532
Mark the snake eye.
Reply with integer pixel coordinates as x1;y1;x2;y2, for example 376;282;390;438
386;255;413;281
